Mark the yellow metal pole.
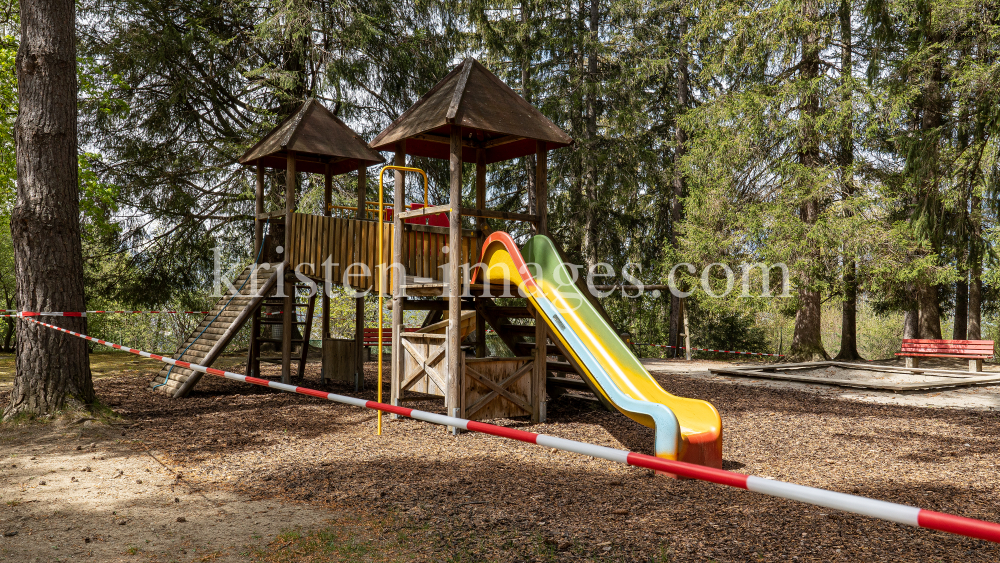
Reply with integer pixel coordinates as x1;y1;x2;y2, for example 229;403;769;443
378;172;384;435
376;165;428;436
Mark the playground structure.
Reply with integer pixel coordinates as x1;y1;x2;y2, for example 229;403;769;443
147;57;722;468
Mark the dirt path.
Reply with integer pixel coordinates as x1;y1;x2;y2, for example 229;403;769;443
0;418;336;562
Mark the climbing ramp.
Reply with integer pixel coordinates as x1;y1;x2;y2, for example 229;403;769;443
149;262;280;397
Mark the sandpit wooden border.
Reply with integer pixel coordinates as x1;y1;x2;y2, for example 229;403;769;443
708;361;1000;391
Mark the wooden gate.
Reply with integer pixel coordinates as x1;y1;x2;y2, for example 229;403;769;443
462;356;533;420
398;332;449;397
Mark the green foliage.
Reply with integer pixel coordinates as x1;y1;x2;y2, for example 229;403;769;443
0;1;15;210
4;0;998;355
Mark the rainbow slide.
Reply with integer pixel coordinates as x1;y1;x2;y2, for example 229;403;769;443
476;232;723;467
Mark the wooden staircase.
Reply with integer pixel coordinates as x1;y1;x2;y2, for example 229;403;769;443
149;262;280;397
246;283;318;381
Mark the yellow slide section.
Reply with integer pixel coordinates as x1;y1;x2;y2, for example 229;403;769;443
476;232;722;467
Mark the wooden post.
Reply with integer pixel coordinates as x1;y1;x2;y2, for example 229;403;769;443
282;152;296;384
475;146;487;358
247;162;265;377
390;142;406;410
321;163;332;385
532;140;548;422
255;162;265;257
447;128;463;431
355;163;367;391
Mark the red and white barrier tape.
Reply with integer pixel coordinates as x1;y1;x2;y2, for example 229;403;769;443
641;343;784;358
22;316;1000;544
6;310;304;318
6;310;211;318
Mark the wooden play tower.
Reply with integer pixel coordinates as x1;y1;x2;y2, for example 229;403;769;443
368;57;572;423
151;58;585;426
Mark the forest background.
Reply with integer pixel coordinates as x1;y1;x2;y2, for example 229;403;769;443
2;0;999;362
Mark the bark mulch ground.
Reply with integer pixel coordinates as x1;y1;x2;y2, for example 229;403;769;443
8;358;1000;562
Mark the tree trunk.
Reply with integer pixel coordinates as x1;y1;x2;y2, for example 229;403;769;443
953;274;968;340
790;0;828;361
521;5;536;218
911;21;943;342
968;253;982;340
835;260;863;360
833;0;862;361
915;283;942;339
668;12;689;358
790;202;829;361
903;308;919;339
5;0;94;419
579;0;600;270
791;283;827;360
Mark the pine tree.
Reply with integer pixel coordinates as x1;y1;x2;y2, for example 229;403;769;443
5;0;94;419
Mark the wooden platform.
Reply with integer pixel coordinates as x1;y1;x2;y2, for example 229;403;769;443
400;280;524;298
708;361;1000;391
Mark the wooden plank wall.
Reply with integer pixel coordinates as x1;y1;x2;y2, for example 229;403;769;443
400;333;449;397
288;212;479;290
462;357;533;420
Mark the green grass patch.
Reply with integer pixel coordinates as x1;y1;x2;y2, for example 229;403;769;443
249;515;605;563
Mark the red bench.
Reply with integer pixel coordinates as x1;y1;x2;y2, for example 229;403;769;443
362;328;416;347
896;339;994;372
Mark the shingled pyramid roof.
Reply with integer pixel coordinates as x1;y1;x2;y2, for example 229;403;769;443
239;99;383;175
370;58;572;164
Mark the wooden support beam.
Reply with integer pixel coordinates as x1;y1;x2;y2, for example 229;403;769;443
254;162;264;256
282;152;296;384
532;300;547;423
248;161;265;378
322;163;332;384
459;208;540;223
298;292;317;380
397;203;452;220
256;210;287;220
355;163;366;390
483;135;522;149
475;148;487;358
402;223;476;237
408;133;482;149
390;141;406;410
389;299;475;311
546;376;590;391
407;132;523;151
447;128;463;430
446;61;474;121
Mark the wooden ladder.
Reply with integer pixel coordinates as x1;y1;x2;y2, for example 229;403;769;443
246;282;318;382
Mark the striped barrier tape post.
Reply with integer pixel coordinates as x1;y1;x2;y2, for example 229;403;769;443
641;343;785;358
22;316;1000;545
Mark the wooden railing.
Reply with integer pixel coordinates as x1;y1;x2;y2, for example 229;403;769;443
287;213;480;291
